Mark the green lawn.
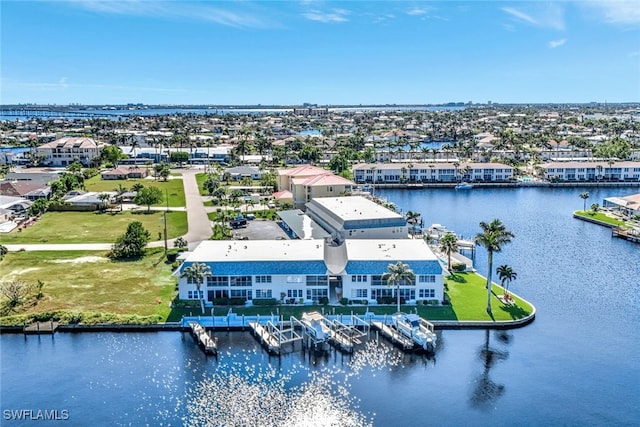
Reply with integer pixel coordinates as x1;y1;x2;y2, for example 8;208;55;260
574;210;629;228
0;249;176;325
444;272;533;321
0;210;188;244
85;175;186;207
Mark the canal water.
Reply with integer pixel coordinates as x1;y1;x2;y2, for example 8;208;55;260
2;186;639;426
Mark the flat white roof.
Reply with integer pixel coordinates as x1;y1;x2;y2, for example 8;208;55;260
185;240;325;263
345;239;438;261
309;196;402;221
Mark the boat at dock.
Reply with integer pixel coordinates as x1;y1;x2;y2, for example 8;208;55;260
391;313;437;351
455;182;473;190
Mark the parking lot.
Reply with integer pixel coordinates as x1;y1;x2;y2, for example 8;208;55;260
230;219;290;240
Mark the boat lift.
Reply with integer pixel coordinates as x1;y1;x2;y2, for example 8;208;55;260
188;321;218;355
248;316;303;355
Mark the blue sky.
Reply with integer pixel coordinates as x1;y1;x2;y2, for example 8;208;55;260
1;1;639;105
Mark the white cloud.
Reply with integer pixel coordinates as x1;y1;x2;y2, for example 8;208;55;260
68;0;272;29
407;7;431;16
303;9;349;23
502;4;565;31
548;39;567;49
502;7;538;26
583;0;640;26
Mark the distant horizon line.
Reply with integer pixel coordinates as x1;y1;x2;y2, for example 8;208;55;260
3;102;640;109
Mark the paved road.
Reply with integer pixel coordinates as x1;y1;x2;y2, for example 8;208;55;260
3;169;212;252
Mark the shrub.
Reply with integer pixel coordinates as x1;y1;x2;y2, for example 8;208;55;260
376;296;406;305
340;298;349;306
452;263;467;272
319;296;329;305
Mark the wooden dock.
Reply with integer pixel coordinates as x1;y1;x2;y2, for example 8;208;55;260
24;321;59;335
612;227;640;244
371;321;414;350
248;319;303;355
188;322;218;355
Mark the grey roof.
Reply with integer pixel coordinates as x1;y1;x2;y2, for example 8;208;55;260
277;209;331;240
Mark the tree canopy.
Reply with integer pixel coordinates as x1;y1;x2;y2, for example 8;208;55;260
134;186;163;212
110;221;151;259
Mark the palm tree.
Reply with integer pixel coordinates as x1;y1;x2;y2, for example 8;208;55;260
439;233;459;272
474;219;514;315
114;184;128;212
579;192;590;212
181;262;211;314
382;261;415;312
405;210;421;237
496;265;517;298
97;193;111;213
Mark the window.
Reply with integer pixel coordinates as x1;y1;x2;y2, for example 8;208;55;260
230;289;251;300
419;289;436;299
230;276;252;287
419;275;435;283
371;275;385;286
372;288;392;299
207;276;228;287
351;289;368;299
306;288;328;301
255;275;271;284
255;289;273;299
286;276;303;283
287;289;303;298
187;290;204;299
351;275;367;282
306;275;328;286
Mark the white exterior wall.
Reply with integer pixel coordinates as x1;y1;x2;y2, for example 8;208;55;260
179;272;444;304
341;274;444;303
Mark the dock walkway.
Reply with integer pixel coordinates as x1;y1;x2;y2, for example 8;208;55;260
370;321;414;349
188;321;217;355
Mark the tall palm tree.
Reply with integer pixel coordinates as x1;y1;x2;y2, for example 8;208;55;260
474;219;514;315
114;184;128;212
181;262;211;314
405;210;421;237
439;232;459;272
382;261;415;312
496;265;517;298
579;192;590;212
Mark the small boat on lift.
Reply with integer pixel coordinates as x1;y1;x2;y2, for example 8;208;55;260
455;182;473;190
391;313;437;351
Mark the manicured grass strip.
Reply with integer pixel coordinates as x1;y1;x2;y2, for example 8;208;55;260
574;211;629;228
445;272;533;321
1;210;188;244
0;249;176;325
84;175;185;207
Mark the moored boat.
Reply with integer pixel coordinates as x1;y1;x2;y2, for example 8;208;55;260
455;182;473;190
391;312;437;351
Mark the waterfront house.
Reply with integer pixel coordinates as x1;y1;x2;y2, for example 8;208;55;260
37;137;102;167
352;162;514;184
603;193;640;218
176;239;444;305
538;161;640;182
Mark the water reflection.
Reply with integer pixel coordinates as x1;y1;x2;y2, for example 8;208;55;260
469;330;510;409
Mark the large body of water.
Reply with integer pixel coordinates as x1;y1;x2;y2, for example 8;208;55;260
0;106;464;122
2;186;639;426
